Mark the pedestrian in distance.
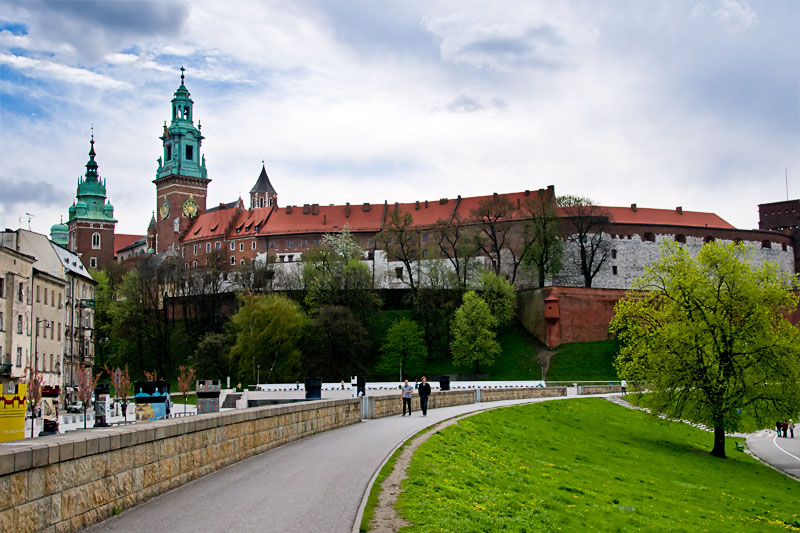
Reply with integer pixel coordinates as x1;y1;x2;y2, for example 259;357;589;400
401;379;413;416
783;420;789;438
418;376;432;416
777;420;783;437
790;419;795;439
620;379;627;395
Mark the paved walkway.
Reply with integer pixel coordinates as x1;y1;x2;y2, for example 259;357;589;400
88;395;582;533
746;429;800;481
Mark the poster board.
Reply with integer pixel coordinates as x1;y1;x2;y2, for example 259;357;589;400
0;384;27;442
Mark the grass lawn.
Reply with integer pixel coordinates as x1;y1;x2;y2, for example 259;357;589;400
398;399;799;531
546;340;620;381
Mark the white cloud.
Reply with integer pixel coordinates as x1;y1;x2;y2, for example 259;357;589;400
713;0;758;35
0;54;130;89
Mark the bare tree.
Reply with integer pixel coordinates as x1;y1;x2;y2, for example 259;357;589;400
432;212;479;289
557;195;611;288
77;364;100;429
23;356;43;438
376;209;420;295
521;192;563;287
471;194;518;282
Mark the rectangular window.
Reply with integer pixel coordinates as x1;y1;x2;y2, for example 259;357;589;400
367;237;374;245
288;240;294;247
186;145;194;160
215;241;221;249
230;242;235;251
36;285;40;303
288;255;294;262
268;241;275;249
193;260;197;268
58;322;61;341
251;241;257;250
193;244;198;255
89;257;97;268
0;277;4;298
395;267;403;279
58;293;62;308
313;239;320;245
612;265;618;276
239;243;244;251
301;240;308;247
206;243;211;253
166;144;172;161
423;234;429;242
0;311;3;330
16;347;22;367
611;249;617;259
230;256;235;265
17;315;22;334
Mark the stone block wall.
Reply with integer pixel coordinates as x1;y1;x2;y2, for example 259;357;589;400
479;387;567;402
0;398;360;533
368;390;475;418
579;385;622;395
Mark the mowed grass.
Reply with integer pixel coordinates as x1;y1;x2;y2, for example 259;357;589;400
398;399;799;532
546;340;620;381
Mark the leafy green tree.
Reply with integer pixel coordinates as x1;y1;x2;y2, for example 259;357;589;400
478;270;516;327
610;240;800;458
230;293;306;384
303;305;371;380
450;291;501;375
192;329;235;381
378;319;427;379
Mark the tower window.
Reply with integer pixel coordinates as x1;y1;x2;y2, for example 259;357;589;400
258;197;264;208
269;197;274;207
186;145;194;161
92;232;101;249
166;144;172;161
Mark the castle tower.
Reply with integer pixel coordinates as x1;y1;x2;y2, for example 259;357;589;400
66;133;117;269
153;68;209;253
250;162;278;209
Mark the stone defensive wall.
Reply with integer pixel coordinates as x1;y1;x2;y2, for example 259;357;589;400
0;398;361;532
478;386;567;402
579;385;623;395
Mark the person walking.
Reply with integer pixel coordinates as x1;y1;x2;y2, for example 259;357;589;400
620;379;627;395
790;419;795;439
401;379;413;416
783;420;789;438
418;376;432;416
777;420;783;437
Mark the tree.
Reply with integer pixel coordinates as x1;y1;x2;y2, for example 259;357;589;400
106;365;132;421
230;293;306;384
193;330;235;381
23;355;43;438
558;195;611;288
376;210;420;294
177;365;197;415
433;213;480;288
610;240;800;458
472;194;516;281
450;291;501;375
478;270;517;327
521;193;563;287
77;364;100;429
378;319;428;379
303;305;371;380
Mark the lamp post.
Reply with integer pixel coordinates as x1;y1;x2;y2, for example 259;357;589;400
257;364;260;385
540;360;546;383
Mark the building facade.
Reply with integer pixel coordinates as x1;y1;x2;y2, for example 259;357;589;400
0;243;35;393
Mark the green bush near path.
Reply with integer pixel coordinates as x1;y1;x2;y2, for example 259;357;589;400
546;340;620;381
398;399;799;531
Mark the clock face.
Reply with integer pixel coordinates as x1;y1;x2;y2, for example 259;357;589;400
159;199;170;219
182;198;199;218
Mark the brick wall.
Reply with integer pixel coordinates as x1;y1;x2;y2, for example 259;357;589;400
0;398;360;532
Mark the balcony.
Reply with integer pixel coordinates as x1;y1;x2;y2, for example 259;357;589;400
0;362;11;376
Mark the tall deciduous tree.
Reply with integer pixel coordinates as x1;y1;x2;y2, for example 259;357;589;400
376;210;420;294
106;365;131;421
303;305;371;380
230;293;306;384
558;195;610;288
472;194;516;281
450;291;501;375
522;193;563;287
610;241;800;458
433;213;480;288
378;319;427;379
23;356;43;438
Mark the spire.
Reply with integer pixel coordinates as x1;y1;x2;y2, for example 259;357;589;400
250;163;277;194
85;127;98;180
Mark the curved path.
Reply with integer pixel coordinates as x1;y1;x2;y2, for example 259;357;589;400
746;429;800;481
88;395;584;532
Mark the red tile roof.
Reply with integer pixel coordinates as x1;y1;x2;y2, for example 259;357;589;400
114;233;145;255
258;204;385;236
600;206;735;229
183;207;242;243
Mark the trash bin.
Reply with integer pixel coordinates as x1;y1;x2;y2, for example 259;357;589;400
439;375;451;391
305;377;322;400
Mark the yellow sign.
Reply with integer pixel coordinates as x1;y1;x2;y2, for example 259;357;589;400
0;384;27;443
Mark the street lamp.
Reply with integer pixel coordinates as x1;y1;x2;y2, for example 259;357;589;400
540;360;546;383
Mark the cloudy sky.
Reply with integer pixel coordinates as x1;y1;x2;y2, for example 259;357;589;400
0;0;797;236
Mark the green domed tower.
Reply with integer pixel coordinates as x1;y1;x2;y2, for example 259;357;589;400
153;68;210;253
50;217;69;247
66;133;117;269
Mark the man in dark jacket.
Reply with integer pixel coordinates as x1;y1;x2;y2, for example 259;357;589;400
418;376;432;416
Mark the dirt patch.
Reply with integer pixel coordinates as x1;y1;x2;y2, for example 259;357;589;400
368;417;464;532
537;348;557;377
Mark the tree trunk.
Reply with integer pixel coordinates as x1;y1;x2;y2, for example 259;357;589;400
711;426;726;458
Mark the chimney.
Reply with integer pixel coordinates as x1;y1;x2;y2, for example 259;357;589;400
362;202;370;212
676;206;683;215
286;205;292;214
303;204;310;214
394;202;399;212
631;203;638;212
323;214;327;225
493;192;498;199
425;200;428;208
517;198;520;209
524;189;530;196
439;198;448;205
220;203;225;209
346;202;350;218
415;200;420;210
312;203;319;215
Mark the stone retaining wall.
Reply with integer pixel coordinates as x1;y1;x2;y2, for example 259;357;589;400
479;387;567;402
367;390;475;419
0;398;361;533
579;385;622;395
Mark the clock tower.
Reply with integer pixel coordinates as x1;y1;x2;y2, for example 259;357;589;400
153;68;209;253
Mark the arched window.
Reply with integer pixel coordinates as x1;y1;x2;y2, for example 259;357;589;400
269;197;274;207
674;234;686;244
258;197;264;208
91;232;101;249
643;232;656;242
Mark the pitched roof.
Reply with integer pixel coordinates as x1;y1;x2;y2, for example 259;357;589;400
206;199;243;213
114;233;145;255
228;206;273;238
183;206;242;243
601;206;735;229
250;164;277;195
258;203;385;236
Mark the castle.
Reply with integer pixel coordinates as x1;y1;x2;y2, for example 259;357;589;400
55;71;796;290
